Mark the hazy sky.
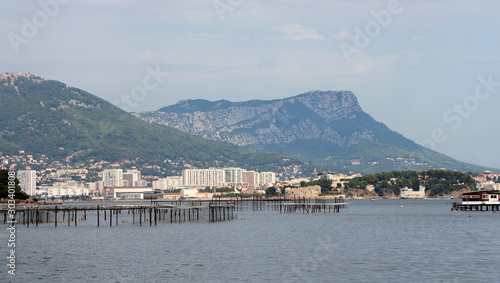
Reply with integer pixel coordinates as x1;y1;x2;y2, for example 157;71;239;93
1;0;499;169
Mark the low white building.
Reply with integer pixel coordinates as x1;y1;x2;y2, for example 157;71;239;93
103;187;152;199
153;176;183;190
285;185;321;198
400;186;426;199
43;185;90;198
181;189;198;198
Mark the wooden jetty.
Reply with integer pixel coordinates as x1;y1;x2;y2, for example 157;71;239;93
0;197;348;228
0;203;235;227
279;202;347;213
152;196;348;213
451;202;500;211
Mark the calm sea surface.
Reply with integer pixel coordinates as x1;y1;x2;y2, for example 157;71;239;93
1;199;499;282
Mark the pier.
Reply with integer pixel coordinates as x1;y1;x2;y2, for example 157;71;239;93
279;202;347;213
0;203;235;227
451;202;500;211
153;196;348;213
0;197;348;228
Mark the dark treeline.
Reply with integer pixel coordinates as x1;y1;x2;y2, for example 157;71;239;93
343;170;476;197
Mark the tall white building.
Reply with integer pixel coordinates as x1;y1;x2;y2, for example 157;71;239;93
182;168;225;187
259;172;276;187
182;167;277;188
123;170;141;187
242;170;259;188
102;169;123;187
17;170;36;196
224;167;244;185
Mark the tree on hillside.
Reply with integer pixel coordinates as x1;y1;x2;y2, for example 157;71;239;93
344;170;476;197
0;170;30;200
265;187;280;197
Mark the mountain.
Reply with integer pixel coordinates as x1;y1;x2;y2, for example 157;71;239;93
0;73;303;175
135;90;493;173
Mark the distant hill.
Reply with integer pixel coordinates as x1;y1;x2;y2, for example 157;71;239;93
135;90;494;173
0;73;302;175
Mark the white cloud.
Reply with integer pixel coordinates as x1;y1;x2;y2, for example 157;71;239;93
329;30;354;40
276;24;326;40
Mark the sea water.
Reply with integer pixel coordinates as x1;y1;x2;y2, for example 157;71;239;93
1;199;499;282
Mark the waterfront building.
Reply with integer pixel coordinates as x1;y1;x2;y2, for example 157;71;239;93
460;190;500;205
284;185;321;198
102;169;123;187
103;186;152;199
400;186;426;199
17;170;36;196
181;188;198;198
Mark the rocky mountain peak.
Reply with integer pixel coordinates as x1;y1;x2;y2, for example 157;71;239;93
291;90;363;122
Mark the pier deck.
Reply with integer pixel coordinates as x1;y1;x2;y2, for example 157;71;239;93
451;202;500;211
0;197;348;227
0;203;235;227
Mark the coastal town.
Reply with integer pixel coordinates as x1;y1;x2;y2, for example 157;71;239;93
3;150;499;201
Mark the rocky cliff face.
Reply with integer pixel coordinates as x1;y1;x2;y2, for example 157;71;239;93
135;90;492;173
136;90;390;148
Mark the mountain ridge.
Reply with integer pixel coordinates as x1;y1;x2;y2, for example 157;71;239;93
135;90;494;173
0;72;304;176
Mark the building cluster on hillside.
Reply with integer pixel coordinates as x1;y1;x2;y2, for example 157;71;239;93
14;165;369;200
473;173;500;191
8;165;280;200
11;149;494;201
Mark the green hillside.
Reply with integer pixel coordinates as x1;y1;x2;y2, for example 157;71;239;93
0;73;300;174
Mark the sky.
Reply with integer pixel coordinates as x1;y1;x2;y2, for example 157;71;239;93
1;0;500;169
